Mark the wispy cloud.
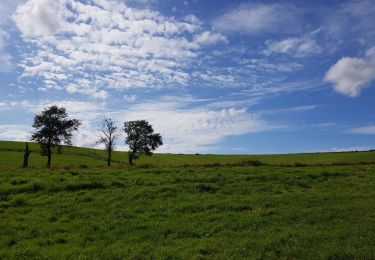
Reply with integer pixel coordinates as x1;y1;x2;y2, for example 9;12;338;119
263;37;322;57
347;125;375;134
105;96;279;153
212;3;301;34
322;0;375;45
257;105;318;116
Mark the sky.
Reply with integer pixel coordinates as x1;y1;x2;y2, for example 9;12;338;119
0;0;374;154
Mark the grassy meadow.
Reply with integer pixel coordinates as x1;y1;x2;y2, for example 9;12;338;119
0;141;375;259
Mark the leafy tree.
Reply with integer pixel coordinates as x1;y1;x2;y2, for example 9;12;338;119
31;106;81;168
97;118;121;167
123;120;163;165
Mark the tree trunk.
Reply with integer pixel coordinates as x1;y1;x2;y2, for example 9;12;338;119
23;142;31;168
128;152;133;165
47;142;51;168
108;149;111;167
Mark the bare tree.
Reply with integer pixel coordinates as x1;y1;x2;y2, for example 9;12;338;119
97;118;121;167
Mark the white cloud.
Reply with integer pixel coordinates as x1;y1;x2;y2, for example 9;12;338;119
13;0;67;37
0;97;277;153
347;125;375;134
194;31;228;45
107;97;274;153
124;94;137;102
0;25;14;72
0;0;25;25
257;105;318;116
13;0;226;99
0;99;107;147
212;3;300;34
0;51;13;72
243;58;304;72
263;37;322;57
0;125;30;141
323;0;375;44
327;146;372;152
325;47;375;97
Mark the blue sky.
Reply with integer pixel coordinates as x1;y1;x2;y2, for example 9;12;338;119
0;0;374;154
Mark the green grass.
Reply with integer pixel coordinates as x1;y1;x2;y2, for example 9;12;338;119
1;140;375;169
1;141;375;258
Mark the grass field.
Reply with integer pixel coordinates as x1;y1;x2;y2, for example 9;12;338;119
1;141;375;258
1;140;375;169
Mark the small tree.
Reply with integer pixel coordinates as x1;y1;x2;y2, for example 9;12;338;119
97;118;121;167
22;142;32;168
31;106;81;168
123;120;163;165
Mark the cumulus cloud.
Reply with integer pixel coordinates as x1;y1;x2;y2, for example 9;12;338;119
13;0;66;37
325;47;375;97
212;3;300;34
263;37;322;57
12;0;226;99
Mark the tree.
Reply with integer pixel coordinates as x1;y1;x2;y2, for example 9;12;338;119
23;142;32;168
97;118;121;167
123;120;163;165
31;106;81;168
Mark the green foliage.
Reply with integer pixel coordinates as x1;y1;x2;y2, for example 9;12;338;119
31;106;81;168
31;106;81;147
124;120;163;164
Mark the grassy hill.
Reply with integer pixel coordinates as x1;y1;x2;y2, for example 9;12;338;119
0;141;375;258
1;140;375;169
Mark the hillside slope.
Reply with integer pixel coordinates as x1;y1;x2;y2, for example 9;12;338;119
1;141;374;169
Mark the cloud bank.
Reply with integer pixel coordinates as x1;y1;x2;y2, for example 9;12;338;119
13;0;226;99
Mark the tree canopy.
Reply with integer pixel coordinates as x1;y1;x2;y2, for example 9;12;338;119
123;120;163;165
31;106;81;168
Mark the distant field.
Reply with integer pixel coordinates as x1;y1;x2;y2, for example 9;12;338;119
1;141;375;169
1;141;375;258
